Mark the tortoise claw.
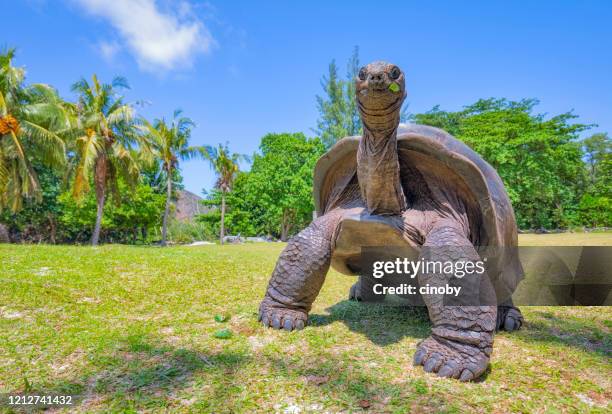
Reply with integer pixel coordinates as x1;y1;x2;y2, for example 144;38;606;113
259;297;308;332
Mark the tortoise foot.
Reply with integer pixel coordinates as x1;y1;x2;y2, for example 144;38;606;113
258;297;307;331
497;305;523;332
414;336;490;381
349;280;362;301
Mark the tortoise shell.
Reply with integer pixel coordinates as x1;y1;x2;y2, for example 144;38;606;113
313;123;523;299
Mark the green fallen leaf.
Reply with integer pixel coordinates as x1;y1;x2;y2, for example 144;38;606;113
214;314;229;323
213;328;232;339
389;82;400;93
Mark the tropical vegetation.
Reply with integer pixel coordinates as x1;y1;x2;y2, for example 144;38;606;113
412;98;604;229
138;110;204;246
202;133;324;241
69;75;140;245
0;47;610;245
201;143;247;244
0;48;71;212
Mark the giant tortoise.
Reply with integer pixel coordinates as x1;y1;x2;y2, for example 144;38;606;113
259;61;524;381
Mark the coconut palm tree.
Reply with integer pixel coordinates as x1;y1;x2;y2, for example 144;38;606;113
202;143;247;244
70;74;139;246
139;110;205;246
0;48;72;212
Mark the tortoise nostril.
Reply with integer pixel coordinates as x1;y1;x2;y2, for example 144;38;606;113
369;73;383;83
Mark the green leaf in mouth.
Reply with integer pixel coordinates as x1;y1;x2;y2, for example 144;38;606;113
389;82;400;93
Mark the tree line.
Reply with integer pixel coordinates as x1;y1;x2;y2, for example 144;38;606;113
1;47;610;245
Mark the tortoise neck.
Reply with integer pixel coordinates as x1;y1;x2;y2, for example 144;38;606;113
357;123;406;215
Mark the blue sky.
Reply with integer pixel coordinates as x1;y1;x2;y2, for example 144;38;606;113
6;0;612;195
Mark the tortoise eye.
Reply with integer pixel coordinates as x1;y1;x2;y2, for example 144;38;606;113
358;68;367;81
389;66;401;80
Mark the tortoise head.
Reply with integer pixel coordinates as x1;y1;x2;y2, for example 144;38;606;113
355;61;406;133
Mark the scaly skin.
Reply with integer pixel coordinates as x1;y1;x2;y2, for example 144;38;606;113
348;247;524;333
413;225;497;381
356;61;406;215
259;209;345;330
497;299;524;332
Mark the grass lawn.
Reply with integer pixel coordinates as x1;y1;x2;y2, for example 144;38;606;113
1;234;611;413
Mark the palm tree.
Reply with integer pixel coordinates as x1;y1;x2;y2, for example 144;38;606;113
202;143;247;244
139;110;204;246
0;48;72;212
70;74;139;246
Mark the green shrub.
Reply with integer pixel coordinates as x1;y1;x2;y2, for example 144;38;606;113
167;220;216;244
578;194;611;227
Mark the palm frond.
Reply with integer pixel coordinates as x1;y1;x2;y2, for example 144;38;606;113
19;120;66;167
0;90;7;113
71;77;93;100
72;133;103;197
201;142;246;193
112;76;130;90
110;141;139;186
106;104;134;127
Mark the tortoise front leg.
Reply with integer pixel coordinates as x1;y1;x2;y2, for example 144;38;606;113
414;225;497;381
259;210;343;331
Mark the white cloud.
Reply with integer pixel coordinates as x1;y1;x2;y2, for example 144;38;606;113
74;0;214;71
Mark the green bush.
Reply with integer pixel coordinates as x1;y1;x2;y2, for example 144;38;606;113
578;194;611;227
167;220;216;244
58;180;165;244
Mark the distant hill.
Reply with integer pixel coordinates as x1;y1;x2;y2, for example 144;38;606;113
175;190;211;222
